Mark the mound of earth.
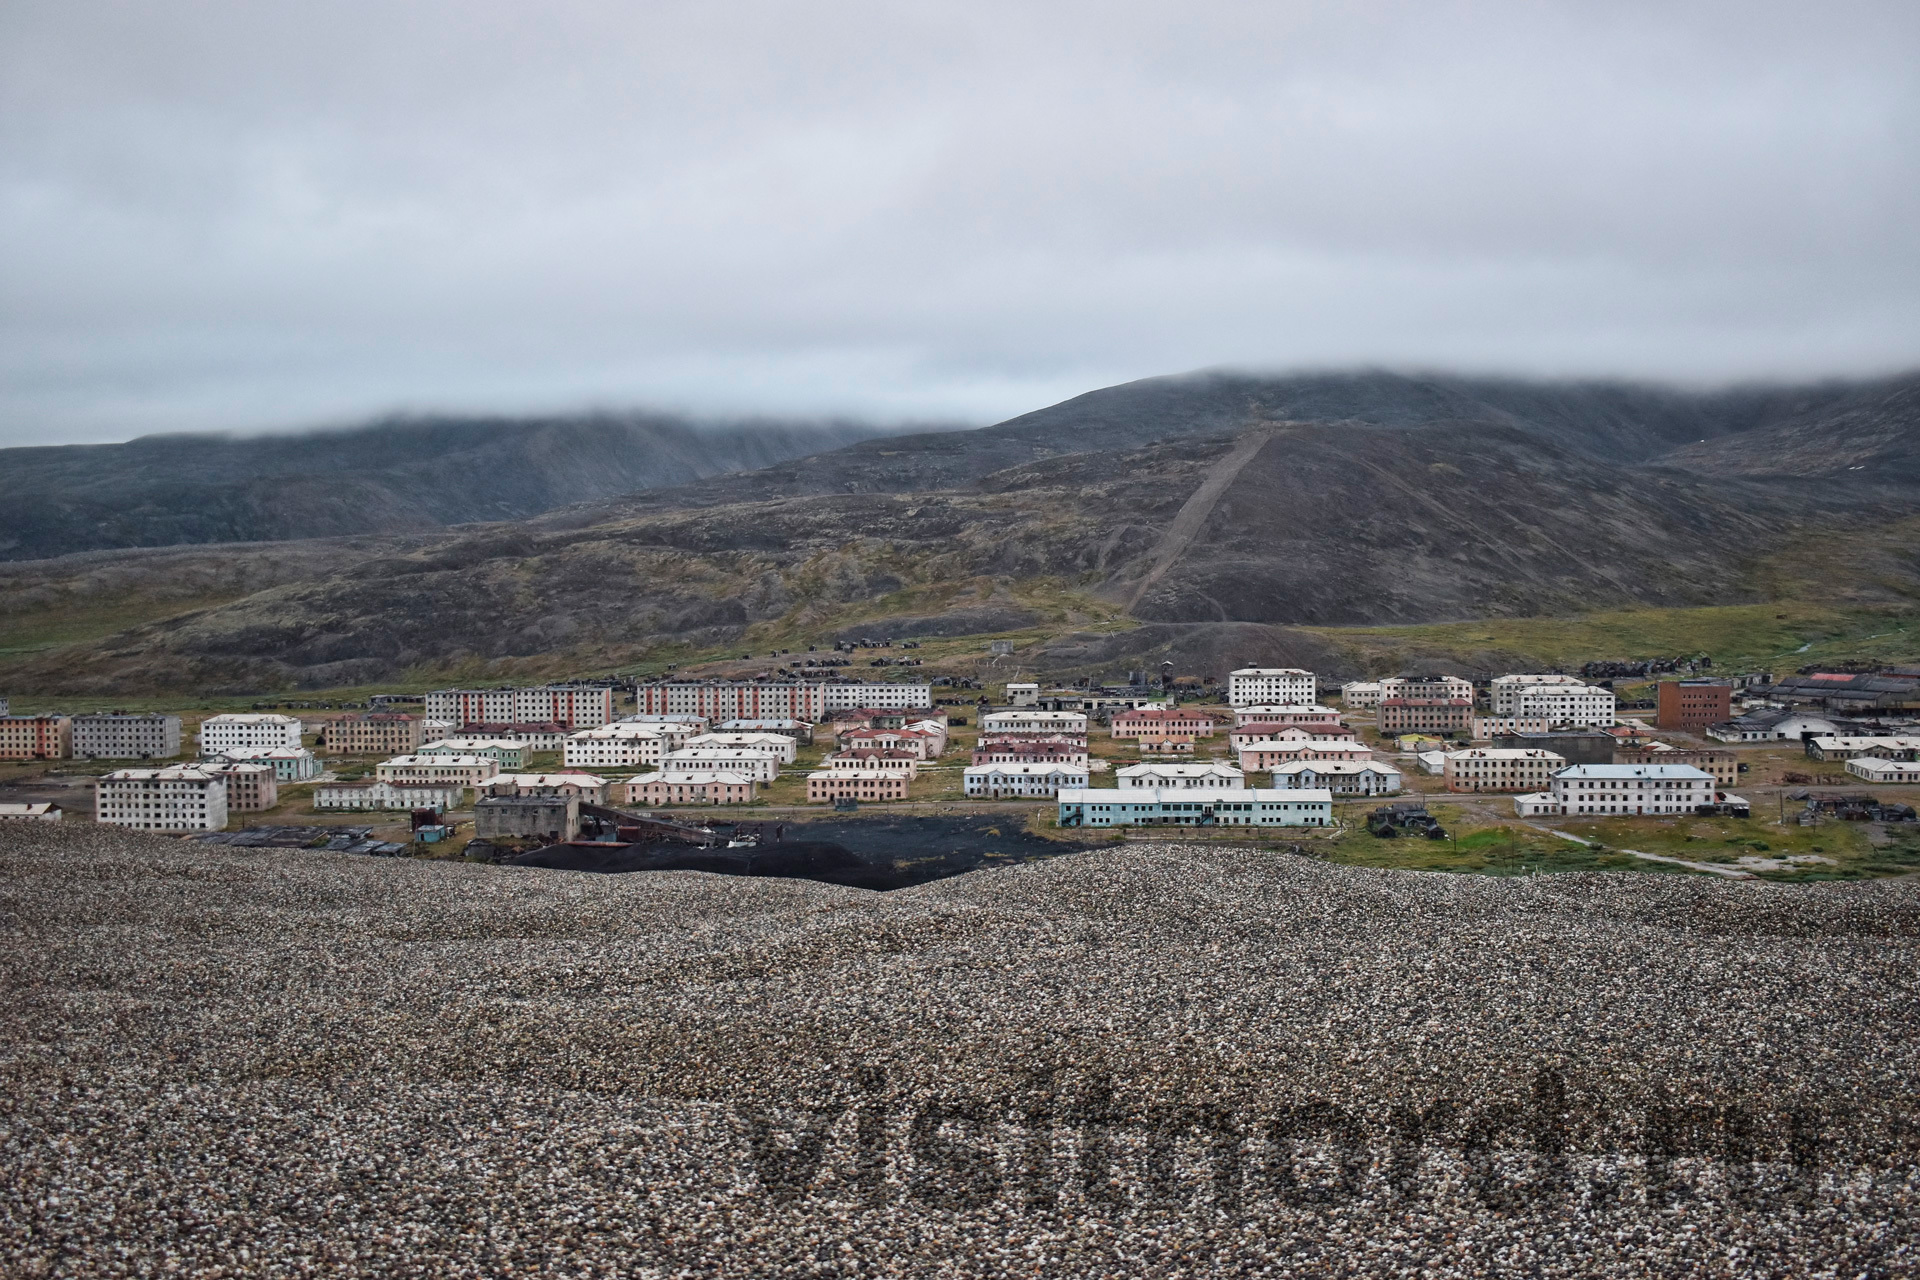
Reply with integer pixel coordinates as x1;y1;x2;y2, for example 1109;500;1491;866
3;824;1916;1276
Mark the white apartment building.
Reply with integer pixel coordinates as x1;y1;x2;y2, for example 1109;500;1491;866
682;732;798;764
96;767;228;832
1380;675;1474;701
660;748;782;783
636;681;826;722
964;762;1091;798
72;713;182;760
198;714;303;753
1537;763;1717;816
1271;760;1403;795
1228;668;1317;708
1232;705;1342;728
313;780;467;811
1489;674;1587;715
425;685;615;730
823;682;934;711
1115;762;1245;789
564;725;669;769
1510;684;1615;728
1444;748;1567;793
420;737;526;770
1338;681;1384;710
1058;787;1332;827
376;754;499;787
980;710;1089;736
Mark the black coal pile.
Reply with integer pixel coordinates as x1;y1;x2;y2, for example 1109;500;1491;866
3;822;1918;1277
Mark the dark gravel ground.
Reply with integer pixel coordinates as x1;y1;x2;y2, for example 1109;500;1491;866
2;822;1918;1277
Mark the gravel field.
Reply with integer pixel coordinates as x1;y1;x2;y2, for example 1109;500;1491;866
2;823;1918;1278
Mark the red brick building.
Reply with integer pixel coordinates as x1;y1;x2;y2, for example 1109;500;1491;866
1656;680;1732;731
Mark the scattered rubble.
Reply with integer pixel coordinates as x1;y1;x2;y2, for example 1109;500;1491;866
2;822;1917;1276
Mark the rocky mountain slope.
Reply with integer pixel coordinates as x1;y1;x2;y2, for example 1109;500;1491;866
3;369;1918;694
0;414;915;560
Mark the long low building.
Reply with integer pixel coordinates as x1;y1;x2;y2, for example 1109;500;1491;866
661;749;782;782
683;732;798;764
1847;757;1920;784
1057;788;1333;828
621;771;759;805
1238;739;1373;772
420;737;526;770
964;763;1091;798
1232;705;1340;729
1115;762;1244;789
314;780;467;812
482;772;608;803
0;802;63;821
979;710;1089;737
1807;736;1920;763
376;754;499;787
1271;760;1403;795
1443;748;1567;793
806;769;910;803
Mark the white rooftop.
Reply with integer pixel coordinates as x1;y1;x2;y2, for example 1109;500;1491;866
1556;764;1715;780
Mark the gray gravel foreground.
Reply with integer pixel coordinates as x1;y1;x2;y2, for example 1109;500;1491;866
2;826;1918;1278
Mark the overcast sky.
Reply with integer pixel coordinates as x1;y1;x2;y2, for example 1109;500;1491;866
2;1;1916;446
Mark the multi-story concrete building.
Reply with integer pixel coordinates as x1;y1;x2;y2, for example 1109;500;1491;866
95;766;228;832
1228;668;1317;708
1381;675;1475;702
198;714;303;753
1532;763;1719;816
376;754;498;788
1270;760;1403;795
1057;788;1333;828
1471;715;1554;739
964;762;1089;798
72;713;181;760
202;762;278;811
1613;746;1738;787
980;710;1089;737
1115;762;1244;789
0;715;73;760
322;713;426;755
1443;748;1567;793
1109;708;1217;739
1509;684;1615;728
660;748;782;783
1229;724;1356;750
426;685;615;730
1489;674;1587;715
1378;697;1473;736
622;771;759;805
682;732;798;764
419;737;526;770
635;681;825;722
1338;681;1384;710
806;769;910;803
457;722;569;751
822;681;933;711
482;773;608;803
473;795;579;842
1656;679;1733;731
1005;683;1040;707
563;725;669;770
622;713;712;733
313;780;466;812
207;746;321;782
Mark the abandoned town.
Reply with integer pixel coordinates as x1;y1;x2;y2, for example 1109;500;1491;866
6;3;1919;1273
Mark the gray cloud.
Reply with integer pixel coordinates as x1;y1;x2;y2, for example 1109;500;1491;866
2;0;1916;444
